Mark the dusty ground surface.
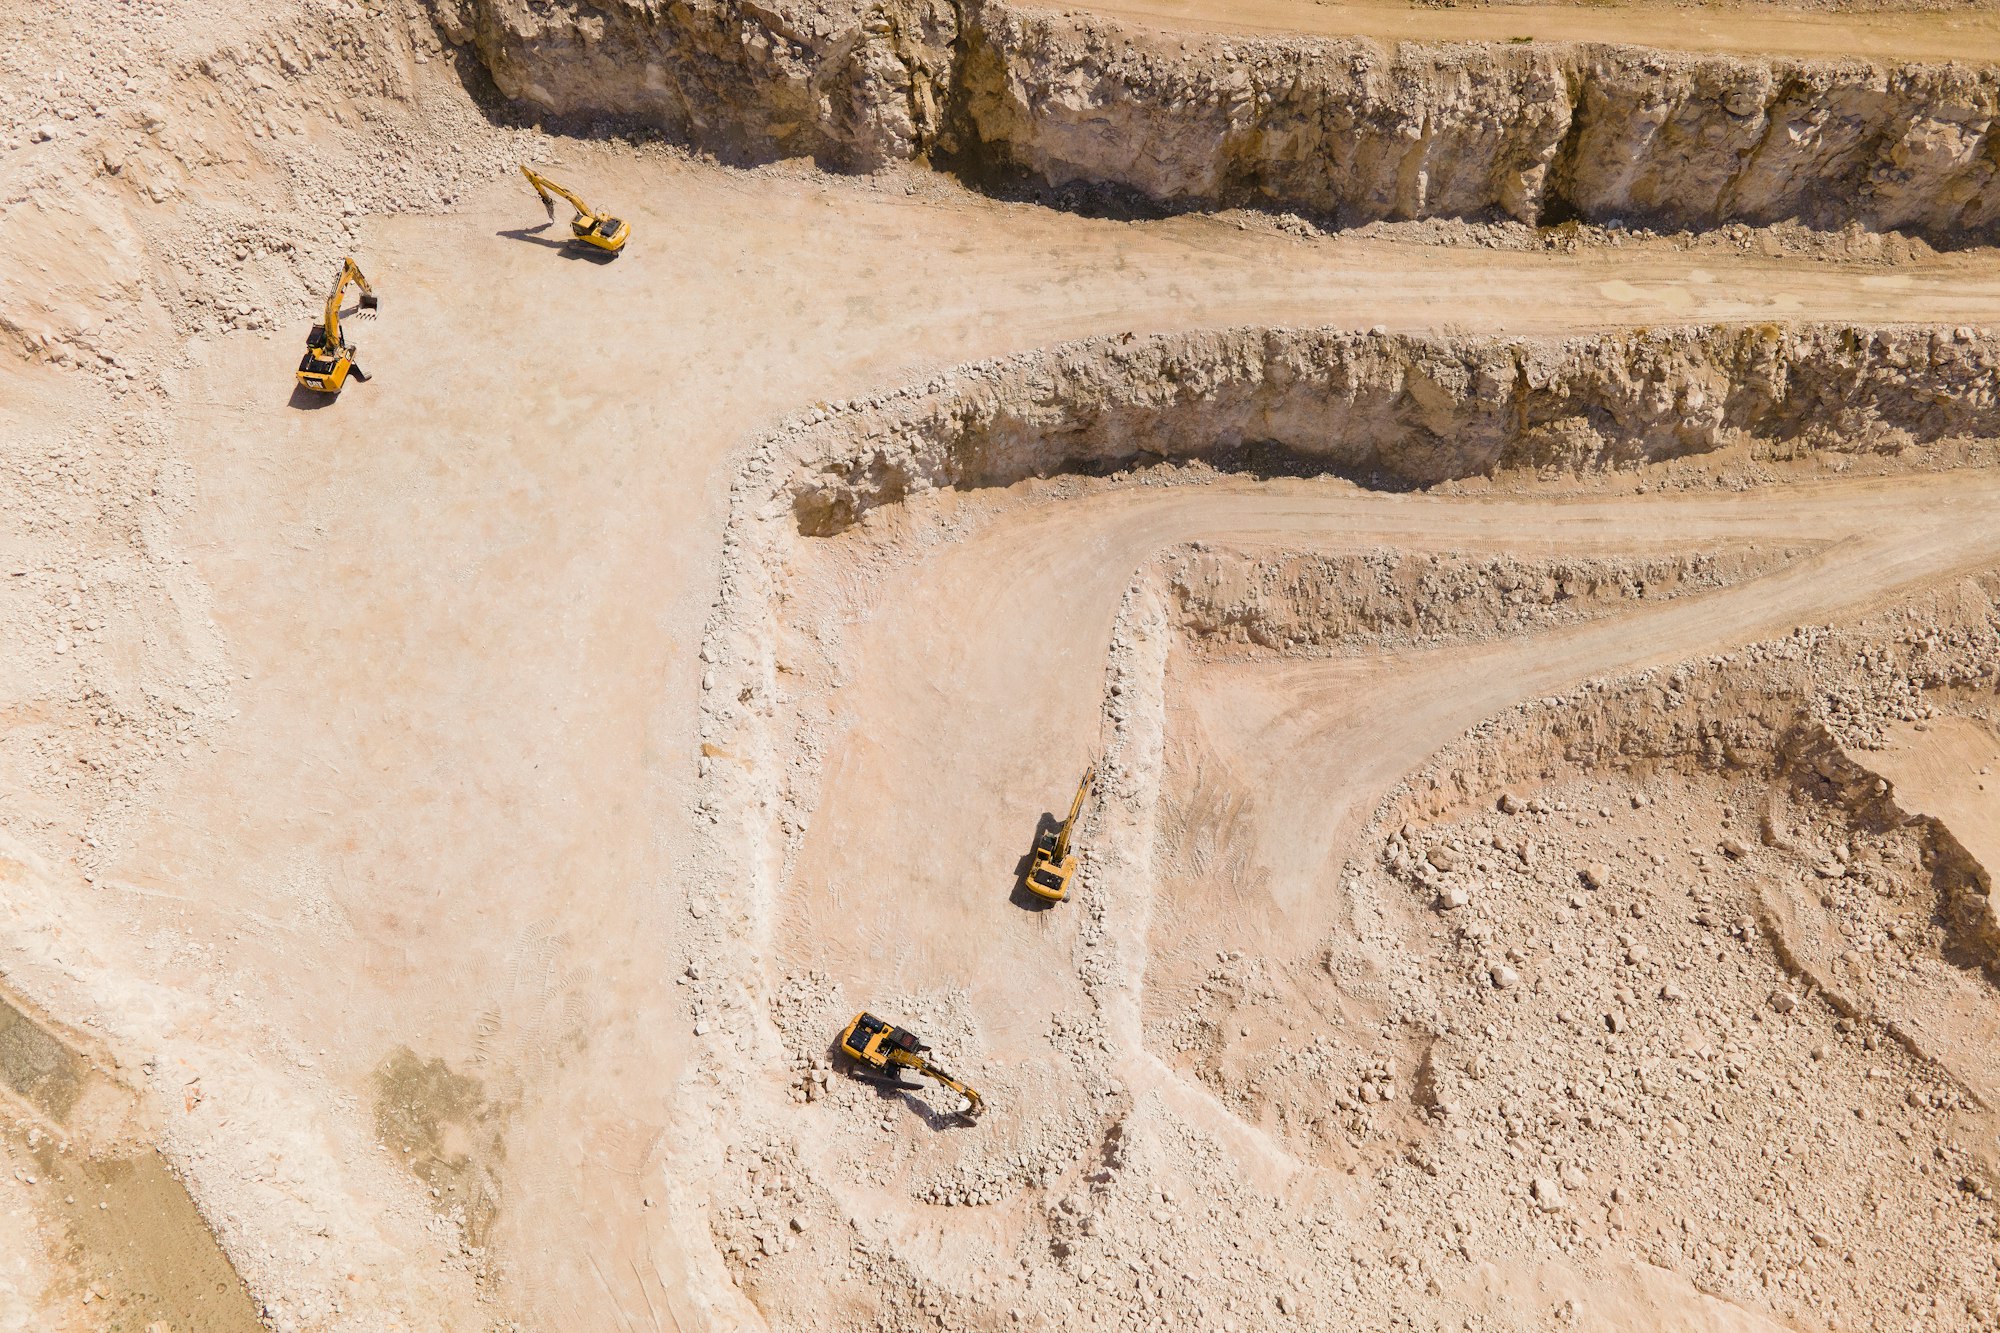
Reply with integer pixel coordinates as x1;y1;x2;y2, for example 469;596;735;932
5;0;2000;1330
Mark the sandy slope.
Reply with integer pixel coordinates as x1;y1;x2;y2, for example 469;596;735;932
1871;716;2000;891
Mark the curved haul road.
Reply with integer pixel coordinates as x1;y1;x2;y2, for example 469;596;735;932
789;471;2000;1076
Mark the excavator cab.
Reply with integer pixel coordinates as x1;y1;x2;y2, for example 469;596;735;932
570;211;629;253
1026;767;1095;903
295;338;349;394
841;1012;922;1064
521;165;630;255
837;1012;984;1120
296;258;377;395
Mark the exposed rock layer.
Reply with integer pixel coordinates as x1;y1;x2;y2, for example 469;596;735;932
428;0;959;170
782;323;2000;535
433;0;2000;240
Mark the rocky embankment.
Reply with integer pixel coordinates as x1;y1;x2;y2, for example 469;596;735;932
431;0;2000;241
778;323;2000;535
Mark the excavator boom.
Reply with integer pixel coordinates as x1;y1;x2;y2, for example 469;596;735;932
910;1057;985;1119
520;165;591;221
320;256;376;353
1052;766;1094;863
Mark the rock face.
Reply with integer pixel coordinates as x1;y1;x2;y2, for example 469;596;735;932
782;323;2000;535
426;0;959;170
432;0;2000;242
959;12;1577;222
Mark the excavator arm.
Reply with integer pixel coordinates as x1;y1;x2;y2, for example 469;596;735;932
319;256;375;352
898;1054;985;1120
521;165;593;226
1052;767;1095;863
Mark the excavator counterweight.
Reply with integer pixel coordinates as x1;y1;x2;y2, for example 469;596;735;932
1025;767;1094;903
520;165;630;255
838;1012;984;1120
295;256;376;395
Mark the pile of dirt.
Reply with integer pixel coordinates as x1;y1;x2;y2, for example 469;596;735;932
1126;542;2000;1329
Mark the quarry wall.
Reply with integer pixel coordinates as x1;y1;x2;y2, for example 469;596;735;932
771;323;2000;535
432;0;2000;240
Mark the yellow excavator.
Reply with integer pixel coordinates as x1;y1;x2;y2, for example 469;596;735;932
519;166;630;255
295;257;377;394
1026;767;1094;903
837;1012;984;1120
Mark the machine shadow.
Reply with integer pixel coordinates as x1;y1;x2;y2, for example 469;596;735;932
496;225;567;249
286;385;339;410
496;226;621;263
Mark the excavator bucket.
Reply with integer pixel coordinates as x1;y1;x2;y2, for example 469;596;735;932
359;292;379;312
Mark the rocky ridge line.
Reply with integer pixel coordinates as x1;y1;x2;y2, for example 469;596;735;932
1165;543;1813;657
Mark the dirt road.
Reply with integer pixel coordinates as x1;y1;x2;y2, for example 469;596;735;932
784;470;2000;1061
